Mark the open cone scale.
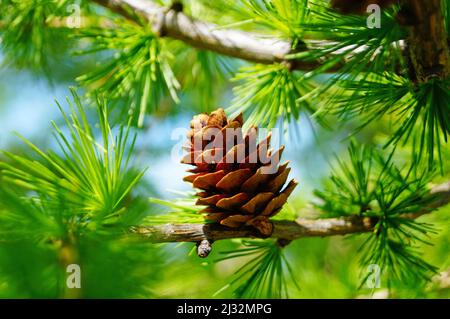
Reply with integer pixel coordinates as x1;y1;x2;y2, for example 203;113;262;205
182;108;298;236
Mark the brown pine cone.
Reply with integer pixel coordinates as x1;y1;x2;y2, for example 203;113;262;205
181;108;298;236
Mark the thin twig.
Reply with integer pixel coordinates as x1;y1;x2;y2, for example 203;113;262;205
92;1;449;79
131;181;450;243
91;0;326;70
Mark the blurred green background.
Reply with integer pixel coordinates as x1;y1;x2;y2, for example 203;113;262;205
0;58;448;299
0;0;449;299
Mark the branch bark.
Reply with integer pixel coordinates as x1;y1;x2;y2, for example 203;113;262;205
400;0;450;82
92;0;450;80
130;216;376;242
131;181;450;243
91;0;323;70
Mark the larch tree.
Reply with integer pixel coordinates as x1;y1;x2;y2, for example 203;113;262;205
0;0;449;299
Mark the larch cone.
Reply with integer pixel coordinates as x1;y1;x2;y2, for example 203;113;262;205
181;108;298;236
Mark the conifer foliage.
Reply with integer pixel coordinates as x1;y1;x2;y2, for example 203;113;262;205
0;0;449;298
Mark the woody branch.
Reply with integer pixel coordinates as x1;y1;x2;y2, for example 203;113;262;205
92;0;333;70
130;181;450;243
92;0;449;80
400;0;450;82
